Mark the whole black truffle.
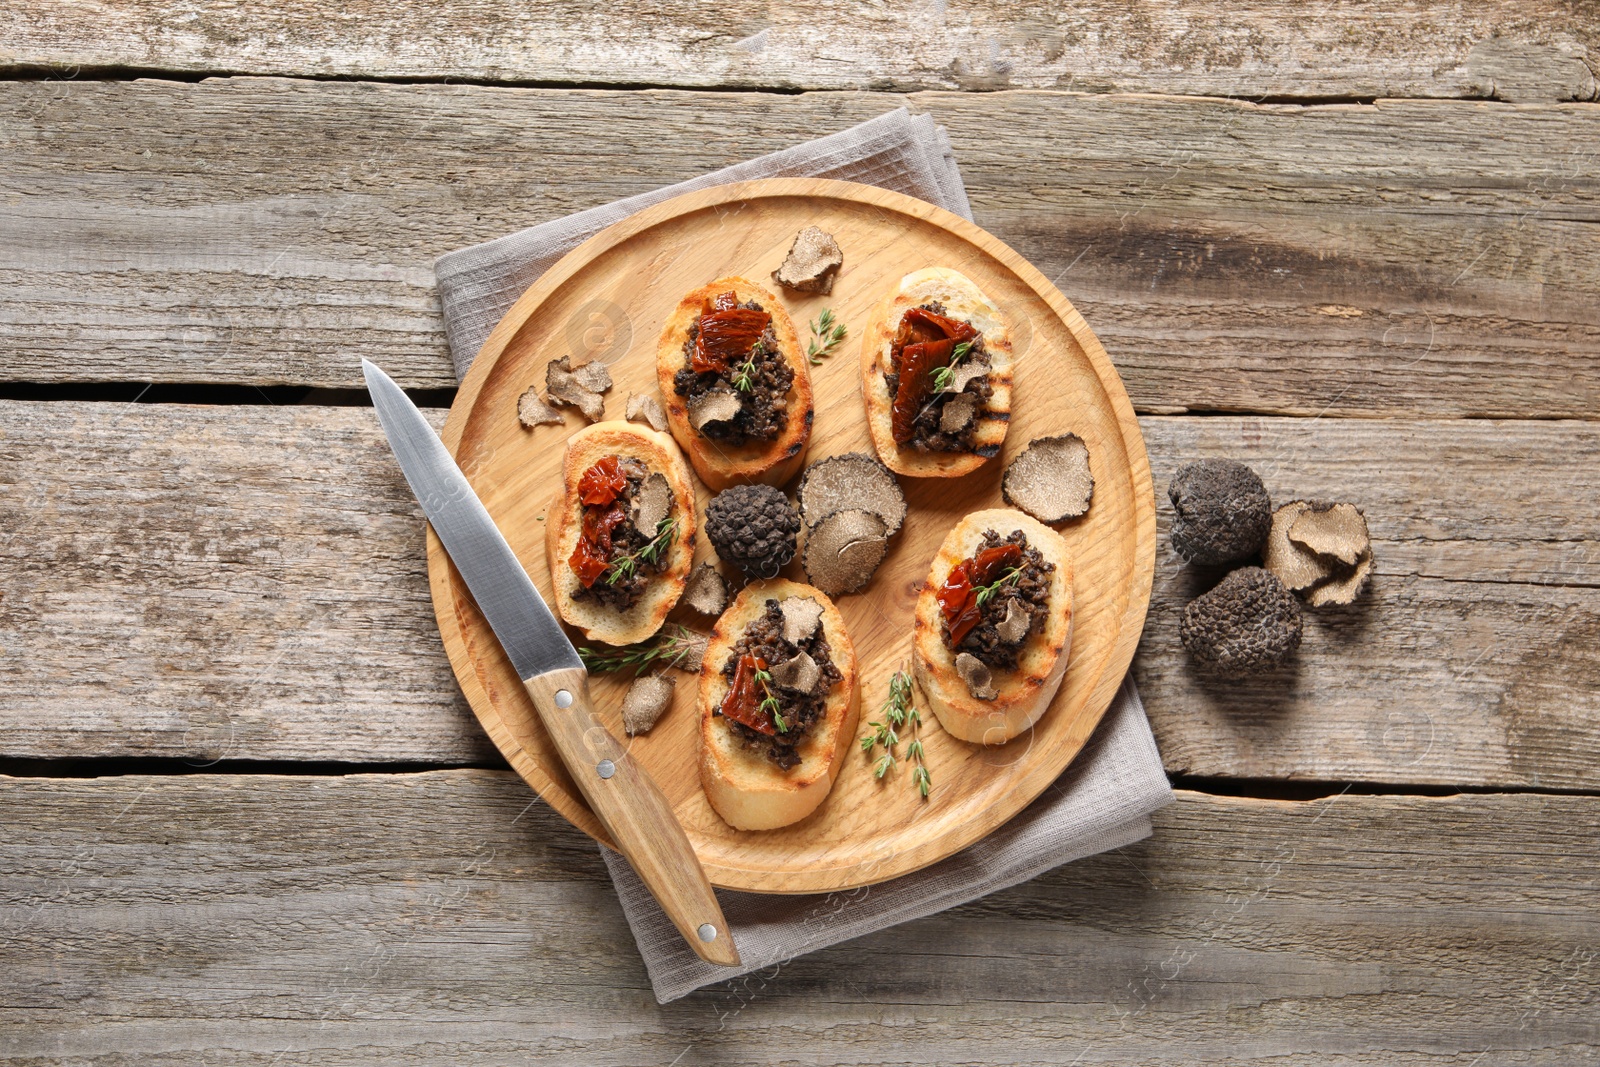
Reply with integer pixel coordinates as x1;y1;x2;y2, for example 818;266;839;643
1168;459;1272;566
1180;566;1303;674
705;484;801;578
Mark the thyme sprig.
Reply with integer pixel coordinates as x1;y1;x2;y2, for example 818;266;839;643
975;565;1023;608
603;516;679;586
733;341;765;392
753;664;788;734
929;339;975;393
577;624;703;675
806;309;848;365
859;670;930;797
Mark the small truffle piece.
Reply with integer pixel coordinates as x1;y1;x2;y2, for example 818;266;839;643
687;384;743;430
770;651;823;695
625;391;668;432
674;629;710;673
1305;553;1374;607
940;391;980;434
802;508;888;596
797;452;907;535
517;385;564;428
1168;459;1273;566
1180;566;1303;675
779;595;824;645
705;484;801;577
1289;503;1371;567
631;472;672;537
994;597;1031;644
936;355;991;396
621;673;675;735
1262;501;1336;592
954;652;997;700
682;562;730;616
1003;433;1095;524
545;355;611;422
771;225;843;294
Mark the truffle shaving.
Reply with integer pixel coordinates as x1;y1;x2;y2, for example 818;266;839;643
675;629;710;673
631;472;672;537
954;652;997;700
545;355;611;422
771;225;843;294
937;355;991;395
621;673;675;735
802;508;888;596
1305;553;1374;607
995;598;1031;644
779;595;824;645
1289;503;1370;567
1002;433;1094;524
625;392;668;432
688;384;743;430
1262;501;1335;592
797;452;906;535
939;391;980;434
770;651;823;695
517;385;564;428
682;563;729;616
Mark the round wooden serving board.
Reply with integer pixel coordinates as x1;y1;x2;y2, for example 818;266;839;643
431;178;1155;894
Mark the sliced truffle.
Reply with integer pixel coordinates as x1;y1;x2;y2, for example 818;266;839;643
682;562;730;616
1168;459;1272;566
705;484;801;577
1289;503;1370;567
625;391;668;432
1305;553;1374;608
771;225;843;294
936;355;991;396
621;673;675;735
517;385;564;428
779;595;823;645
770;651;822;695
545;355;611;422
994;598;1031;644
802;508;888;596
954;652;997;700
674;629;710;674
1002;433;1095;524
688;384;743;430
797;452;906;536
939;391;980;434
631;472;672;537
1262;501;1337;592
1179;566;1303;675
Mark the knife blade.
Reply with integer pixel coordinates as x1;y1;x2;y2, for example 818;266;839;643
362;359;739;968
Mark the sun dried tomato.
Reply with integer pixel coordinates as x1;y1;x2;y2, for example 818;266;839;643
718;654;777;735
577;457;626;507
890;337;954;444
710;290;738;313
691;307;771;374
899;306;977;346
939;543;1023;647
567;536;610;588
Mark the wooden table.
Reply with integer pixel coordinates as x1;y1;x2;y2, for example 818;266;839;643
3;7;1597;1063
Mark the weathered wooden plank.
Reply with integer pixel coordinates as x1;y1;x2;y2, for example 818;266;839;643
3;78;1598;418
2;399;1596;788
2;1;1596;100
1;772;1595;1063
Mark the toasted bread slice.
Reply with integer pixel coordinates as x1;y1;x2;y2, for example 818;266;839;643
656;275;813;492
699;579;860;831
860;267;1014;478
912;508;1072;745
544;420;697;646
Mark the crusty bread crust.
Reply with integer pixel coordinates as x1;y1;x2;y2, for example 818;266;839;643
544;420;698;646
656;276;813;492
698;579;860;831
912;508;1072;745
859;267;1014;478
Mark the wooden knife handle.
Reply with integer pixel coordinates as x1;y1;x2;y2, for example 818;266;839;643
522;667;740;967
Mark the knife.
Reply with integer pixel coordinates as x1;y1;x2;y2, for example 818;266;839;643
362;359;739;967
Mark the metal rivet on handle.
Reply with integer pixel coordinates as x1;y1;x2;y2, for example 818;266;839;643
698;923;717;942
596;759;615;779
555;689;574;708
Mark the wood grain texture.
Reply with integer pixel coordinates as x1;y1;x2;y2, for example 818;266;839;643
2;78;1598;419
1;0;1596;100
2;771;1595;1063
1;400;1596;788
437;178;1155;890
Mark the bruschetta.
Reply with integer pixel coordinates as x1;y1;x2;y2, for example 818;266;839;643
657;276;813;492
698;579;859;831
912;508;1072;745
860;267;1014;478
544;420;697;646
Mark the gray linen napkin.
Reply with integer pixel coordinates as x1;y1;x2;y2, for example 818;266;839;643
432;106;1173;1003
